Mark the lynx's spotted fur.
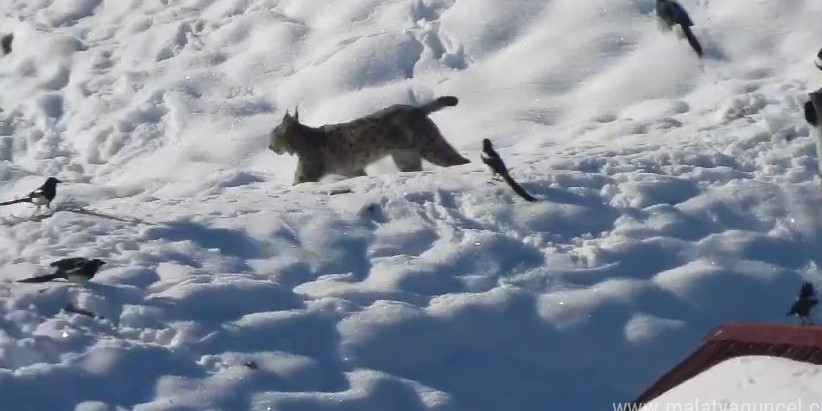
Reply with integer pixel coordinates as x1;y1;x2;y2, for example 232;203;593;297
269;96;470;185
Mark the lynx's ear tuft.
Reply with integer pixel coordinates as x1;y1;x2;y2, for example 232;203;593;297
283;109;300;126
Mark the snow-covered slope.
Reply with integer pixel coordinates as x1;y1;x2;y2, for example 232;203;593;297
639;356;822;410
0;0;820;409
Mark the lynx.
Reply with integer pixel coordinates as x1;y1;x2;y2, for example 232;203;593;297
269;96;471;185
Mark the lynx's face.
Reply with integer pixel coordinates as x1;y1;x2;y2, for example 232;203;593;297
269;123;290;154
269;111;299;155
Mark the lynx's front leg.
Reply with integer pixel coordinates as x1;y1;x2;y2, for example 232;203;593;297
344;169;367;178
391;150;423;172
293;159;325;185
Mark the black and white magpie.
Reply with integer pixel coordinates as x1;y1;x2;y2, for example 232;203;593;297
0;177;61;214
806;101;818;127
787;282;818;326
804;51;822;128
18;257;106;284
1;34;12;56
656;0;703;58
481;138;537;203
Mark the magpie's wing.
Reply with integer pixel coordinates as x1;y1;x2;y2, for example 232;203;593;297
788;300;800;315
801;282;815;298
482;155;502;171
49;257;89;270
72;262;102;277
25;186;45;199
656;1;675;24
672;2;694;26
491;152;511;175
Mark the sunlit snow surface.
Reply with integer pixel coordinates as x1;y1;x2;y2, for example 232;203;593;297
0;0;819;409
641;356;822;410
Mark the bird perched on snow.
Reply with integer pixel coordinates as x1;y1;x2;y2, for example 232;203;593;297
803;50;822;128
787;281;818;325
656;0;703;58
0;177;61;215
18;257;106;284
805;101;818;127
481;138;537;203
1;34;12;56
802;49;822;128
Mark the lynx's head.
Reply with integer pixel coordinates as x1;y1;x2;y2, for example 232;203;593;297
269;109;301;155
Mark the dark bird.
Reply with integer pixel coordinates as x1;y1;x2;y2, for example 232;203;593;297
481;138;537;202
0;177;61;214
64;303;104;319
0;34;14;55
18;257;106;284
815;47;822;72
656;0;703;58
787;281;818;325
806;101;818;127
1;34;12;55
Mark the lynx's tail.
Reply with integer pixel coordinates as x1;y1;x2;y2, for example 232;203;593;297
420;96;458;115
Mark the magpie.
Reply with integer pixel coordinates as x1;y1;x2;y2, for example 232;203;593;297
787;281;818;325
806;101;818;127
64;303;104;319
0;177;61;214
481;138;537;202
18;257;106;284
1;34;12;56
656;0;703;58
803;50;822;127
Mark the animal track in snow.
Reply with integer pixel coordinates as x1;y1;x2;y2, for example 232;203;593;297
718;92;770;122
405;0;468;72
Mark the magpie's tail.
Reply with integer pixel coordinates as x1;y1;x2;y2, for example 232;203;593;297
0;198;31;206
682;25;703;58
500;171;538;202
17;273;61;283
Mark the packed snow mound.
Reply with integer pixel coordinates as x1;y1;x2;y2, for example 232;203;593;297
0;0;819;409
640;356;822;410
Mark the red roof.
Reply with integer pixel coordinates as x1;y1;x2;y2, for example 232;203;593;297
632;322;822;405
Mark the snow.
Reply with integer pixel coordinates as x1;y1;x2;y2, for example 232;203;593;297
0;0;818;409
639;356;822;410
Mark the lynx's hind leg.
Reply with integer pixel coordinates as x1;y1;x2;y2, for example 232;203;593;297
421;140;470;167
417;122;470;167
391;150;423;172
